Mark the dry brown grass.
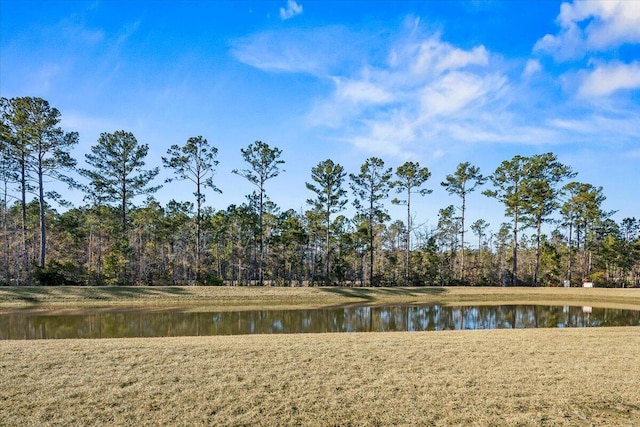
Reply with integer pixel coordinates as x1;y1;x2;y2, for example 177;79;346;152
2;287;639;425
1;286;640;313
1;328;639;426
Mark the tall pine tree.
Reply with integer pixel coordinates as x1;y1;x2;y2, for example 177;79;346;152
82;130;159;284
306;159;348;284
163;136;221;284
441;162;486;282
391;162;432;286
350;157;392;286
232;141;284;286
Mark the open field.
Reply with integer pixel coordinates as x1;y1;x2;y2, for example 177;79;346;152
1;286;640;313
1;328;639;426
2;287;639;425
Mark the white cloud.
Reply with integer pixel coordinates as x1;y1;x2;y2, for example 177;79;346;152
548;118;594;133
578;62;640;97
280;0;303;21
234;16;640;159
387;30;489;80
302;28;522;156
418;72;506;119
535;0;640;61
333;78;395;105
437;45;488;72
408;36;489;75
522;59;542;78
348;117;417;158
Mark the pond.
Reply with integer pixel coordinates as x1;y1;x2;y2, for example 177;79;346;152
2;304;639;340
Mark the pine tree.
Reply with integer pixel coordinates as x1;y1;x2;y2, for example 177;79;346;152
391;161;432;286
441;162;486;282
523;153;575;286
232;141;284;286
82;130;160;284
484;155;529;286
306;159;348;284
349;157;392;286
2;97;78;269
163;136;221;284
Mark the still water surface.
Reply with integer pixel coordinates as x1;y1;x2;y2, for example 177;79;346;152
1;304;639;340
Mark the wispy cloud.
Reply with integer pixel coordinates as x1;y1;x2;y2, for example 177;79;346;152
231;26;360;76
233;18;550;157
304;21;513;157
418;72;506;119
280;0;303;21
233;14;640;158
116;19;141;47
232;31;321;74
547;112;640;145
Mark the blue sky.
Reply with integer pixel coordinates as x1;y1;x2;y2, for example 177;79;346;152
1;0;639;236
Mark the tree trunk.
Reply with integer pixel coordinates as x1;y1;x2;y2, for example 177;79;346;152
38;161;46;268
582;224;589;281
369;196;374;286
259;184;264;286
405;190;411;287
121;183;128;285
534;217;541;286
196;176;201;285
196;212;200;284
567;221;573;286
460;192;466;282
325;203;330;285
2;181;9;285
512;208;518;287
20;156;27;284
97;217;103;284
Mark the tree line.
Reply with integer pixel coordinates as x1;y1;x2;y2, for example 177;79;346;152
1;97;638;287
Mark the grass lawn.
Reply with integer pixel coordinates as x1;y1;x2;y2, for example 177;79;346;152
1;287;639;425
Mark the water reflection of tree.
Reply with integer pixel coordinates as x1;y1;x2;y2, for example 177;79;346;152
1;305;638;339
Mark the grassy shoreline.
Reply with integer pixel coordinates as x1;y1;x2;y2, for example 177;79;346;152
1;286;640;313
2;287;639;425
